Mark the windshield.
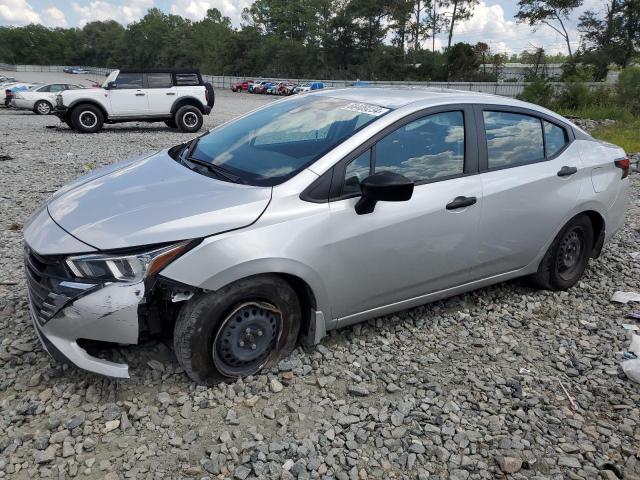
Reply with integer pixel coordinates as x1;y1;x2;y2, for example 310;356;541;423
182;95;390;186
102;70;119;88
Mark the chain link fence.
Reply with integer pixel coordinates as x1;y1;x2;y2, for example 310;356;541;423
1;64;608;98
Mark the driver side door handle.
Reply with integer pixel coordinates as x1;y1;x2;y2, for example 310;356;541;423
446;196;477;210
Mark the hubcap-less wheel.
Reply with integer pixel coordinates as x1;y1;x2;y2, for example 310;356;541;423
183;111;198;127
557;228;584;281
213;302;281;377
79;111;98;129
37;102;51;114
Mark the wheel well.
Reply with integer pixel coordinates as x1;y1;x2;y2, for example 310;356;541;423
274;273;317;341
172;98;205;114
582;210;605;258
70;101;107;120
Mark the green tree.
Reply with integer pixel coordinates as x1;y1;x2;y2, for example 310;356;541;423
515;0;583;57
440;0;479;49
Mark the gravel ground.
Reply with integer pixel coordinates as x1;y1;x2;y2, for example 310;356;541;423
1;88;639;480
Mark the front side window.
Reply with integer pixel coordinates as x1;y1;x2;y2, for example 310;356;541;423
484;111;544;169
114;73;143;89
343;149;372;195
544;121;568;157
183;96;388;186
147;73;172;88
375;111;465;182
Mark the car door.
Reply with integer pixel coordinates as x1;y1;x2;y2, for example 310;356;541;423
144;72;176;115
107;72;148;116
326;106;483;319
474;106;582;277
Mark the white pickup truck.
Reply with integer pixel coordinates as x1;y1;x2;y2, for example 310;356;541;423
54;69;215;133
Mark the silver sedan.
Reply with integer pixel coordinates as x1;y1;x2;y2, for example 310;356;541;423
23;88;630;384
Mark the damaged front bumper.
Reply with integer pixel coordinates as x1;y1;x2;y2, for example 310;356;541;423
27;277;143;378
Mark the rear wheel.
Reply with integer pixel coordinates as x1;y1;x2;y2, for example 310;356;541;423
532;214;594;291
175;105;203;133
34;100;52;115
173;275;301;385
71;104;103;133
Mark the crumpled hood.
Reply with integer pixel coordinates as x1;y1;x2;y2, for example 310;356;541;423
48;150;272;250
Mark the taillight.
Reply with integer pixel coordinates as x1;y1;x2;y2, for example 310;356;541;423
614;157;630;179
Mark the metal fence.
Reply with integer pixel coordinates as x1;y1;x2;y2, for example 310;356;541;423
1;64;609;98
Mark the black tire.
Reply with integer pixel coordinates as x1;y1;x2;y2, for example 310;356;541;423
33;100;53;115
175;105;203;133
532;214;594;291
164;119;177;128
64;119;75;130
174;274;301;385
70;104;103;133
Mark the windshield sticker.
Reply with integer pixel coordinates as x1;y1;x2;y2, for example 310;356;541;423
340;102;390;116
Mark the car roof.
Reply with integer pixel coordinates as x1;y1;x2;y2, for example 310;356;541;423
313;86;532;110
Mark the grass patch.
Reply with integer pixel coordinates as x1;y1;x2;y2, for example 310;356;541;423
557;105;636;122
590;120;640;153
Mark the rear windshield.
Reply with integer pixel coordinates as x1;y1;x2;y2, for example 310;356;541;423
187;95;390;186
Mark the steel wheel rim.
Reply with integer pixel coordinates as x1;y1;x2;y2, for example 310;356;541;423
557;228;584;280
183;112;198;127
37;102;50;114
79;111;97;128
213;301;282;377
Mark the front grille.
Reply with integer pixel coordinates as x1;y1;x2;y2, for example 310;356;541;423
24;246;93;326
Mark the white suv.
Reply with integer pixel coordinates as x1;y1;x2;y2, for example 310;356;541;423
54;69;214;133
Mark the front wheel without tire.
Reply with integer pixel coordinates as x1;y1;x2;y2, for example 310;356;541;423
532;214;594;291
173;275;301;385
71;104;104;133
175;105;203;133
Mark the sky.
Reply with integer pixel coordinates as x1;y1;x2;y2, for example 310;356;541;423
0;0;607;55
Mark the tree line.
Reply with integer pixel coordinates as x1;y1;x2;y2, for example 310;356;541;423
0;0;637;82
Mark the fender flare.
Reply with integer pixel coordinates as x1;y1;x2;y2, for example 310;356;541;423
67;99;109;120
170;96;207;114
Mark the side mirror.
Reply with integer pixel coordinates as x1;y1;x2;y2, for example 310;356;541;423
355;171;414;215
106;81;117;89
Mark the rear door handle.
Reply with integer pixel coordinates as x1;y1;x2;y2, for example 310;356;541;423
557;166;577;177
135;93;145;96
166;92;175;95
446;196;477;210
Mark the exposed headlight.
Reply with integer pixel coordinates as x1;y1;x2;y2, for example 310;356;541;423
65;241;191;283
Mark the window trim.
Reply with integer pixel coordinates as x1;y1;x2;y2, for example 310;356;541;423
474;104;574;173
327;104;479;202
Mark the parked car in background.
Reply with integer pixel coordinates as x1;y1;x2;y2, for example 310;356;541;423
54;69;214;133
11;83;83;115
266;82;284;95
255;81;273;94
294;81;325;93
22;88;630;384
231;80;253;92
249;81;268;93
278;82;298;96
3;83;39;107
69;68;89;74
0;75;16;84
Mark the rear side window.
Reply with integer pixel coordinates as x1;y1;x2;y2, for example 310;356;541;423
49;84;65;92
175;73;200;86
37;85;51;92
114;73;143;89
483;111;544;169
146;73;172;88
375;111;465;182
544;121;568;157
